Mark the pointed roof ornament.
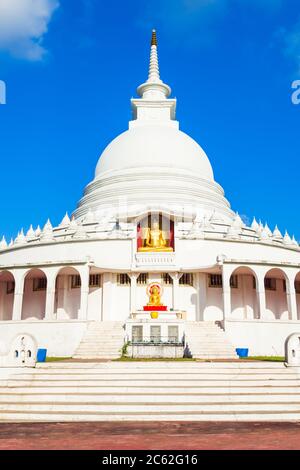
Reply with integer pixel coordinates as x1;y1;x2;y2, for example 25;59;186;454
137;30;171;99
273;225;283;239
0;236;7;249
15;229;26;245
251;217;259;231
60;212;71;227
232;212;243;229
35;225;42;237
292;235;299;247
43;219;53;231
26;225;36;240
264;223;272;237
41;219;55;242
283;231;293;246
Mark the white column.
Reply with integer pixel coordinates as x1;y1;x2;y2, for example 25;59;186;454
12;270;26;321
222;265;232;322
170;273;183;310
197;273;207;321
257;273;267;320
45;268;57;320
286;273;298;321
79;265;90;320
242;275;251;320
102;273;114;321
129;273;138;313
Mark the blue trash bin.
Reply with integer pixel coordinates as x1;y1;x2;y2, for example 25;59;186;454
236;348;249;358
37;349;47;362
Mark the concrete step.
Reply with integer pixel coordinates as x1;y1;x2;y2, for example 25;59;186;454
185;322;238;359
2;411;300;422
3;402;300;413
36;361;286;369
6;372;298;380
74;321;125;359
7;375;300;387
2;394;300;404
1;362;300;422
11;368;295;375
1;386;299;394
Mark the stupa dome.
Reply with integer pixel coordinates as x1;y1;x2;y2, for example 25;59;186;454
74;30;233;222
95;126;214;181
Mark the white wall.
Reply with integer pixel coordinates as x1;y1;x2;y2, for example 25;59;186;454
112;275;130;321
178;284;197;320
204;285;223;321
0;321;88;357
88;286;102;321
225;319;300;356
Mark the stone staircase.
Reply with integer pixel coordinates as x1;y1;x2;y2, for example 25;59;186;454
1;362;300;421
184;321;238;359
73;322;125;359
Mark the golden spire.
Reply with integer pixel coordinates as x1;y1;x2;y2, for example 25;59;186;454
136;29;171;99
151;29;157;46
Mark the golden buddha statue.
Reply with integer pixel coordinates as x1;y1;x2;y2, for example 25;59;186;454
138;221;173;252
147;286;162;306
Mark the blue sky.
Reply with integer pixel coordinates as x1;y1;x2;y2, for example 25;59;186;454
0;0;300;241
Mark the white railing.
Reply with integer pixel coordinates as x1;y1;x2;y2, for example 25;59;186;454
135;252;176;267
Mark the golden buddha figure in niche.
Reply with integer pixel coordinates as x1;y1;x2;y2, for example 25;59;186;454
138;220;173;252
147;285;163;306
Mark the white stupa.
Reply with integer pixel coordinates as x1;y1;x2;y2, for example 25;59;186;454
0;31;299;360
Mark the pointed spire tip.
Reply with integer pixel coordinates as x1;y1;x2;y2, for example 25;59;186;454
151;29;157;46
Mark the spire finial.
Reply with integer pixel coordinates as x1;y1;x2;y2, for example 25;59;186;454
147;29;161;83
136;29;171;99
151;29;157;46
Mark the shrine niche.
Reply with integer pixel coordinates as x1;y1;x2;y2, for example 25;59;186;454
137;214;174;252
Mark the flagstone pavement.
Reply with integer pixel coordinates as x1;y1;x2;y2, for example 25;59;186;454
0;422;300;450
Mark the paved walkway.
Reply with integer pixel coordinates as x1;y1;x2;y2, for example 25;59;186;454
0;422;300;450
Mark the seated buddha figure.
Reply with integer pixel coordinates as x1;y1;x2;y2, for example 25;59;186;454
138;221;173;252
147;286;163;306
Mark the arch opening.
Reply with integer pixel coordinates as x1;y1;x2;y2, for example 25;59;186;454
21;269;47;320
229;267;258;320
264;269;288;320
0;271;15;321
54;267;82;320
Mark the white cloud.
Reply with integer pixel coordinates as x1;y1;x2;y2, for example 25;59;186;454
0;0;59;60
